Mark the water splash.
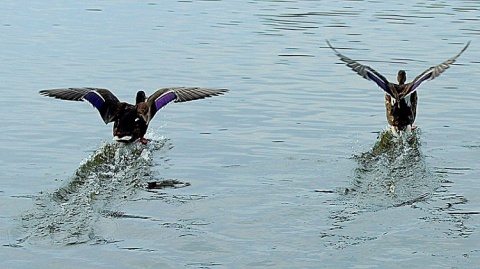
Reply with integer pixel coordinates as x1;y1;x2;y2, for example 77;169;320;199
342;129;438;211
17;138;173;246
321;129;440;249
323;129;475;250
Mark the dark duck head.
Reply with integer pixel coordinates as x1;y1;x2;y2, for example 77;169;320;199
136;90;146;104
39;87;228;143
397;70;406;85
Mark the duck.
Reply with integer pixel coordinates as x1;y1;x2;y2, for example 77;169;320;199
39;87;228;144
326;40;470;133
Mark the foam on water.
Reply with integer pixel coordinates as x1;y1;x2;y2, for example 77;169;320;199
16;137;171;246
321;129;474;250
342;129;438;211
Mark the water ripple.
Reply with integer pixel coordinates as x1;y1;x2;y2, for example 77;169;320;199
16;138;185;246
324;130;474;249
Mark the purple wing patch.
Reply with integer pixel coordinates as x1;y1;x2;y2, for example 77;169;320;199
366;71;388;91
84;91;105;110
154;91;177;111
410;72;432;92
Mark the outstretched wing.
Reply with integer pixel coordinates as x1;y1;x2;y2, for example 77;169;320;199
145;87;228;124
39;87;121;124
327;40;393;97
404;41;470;96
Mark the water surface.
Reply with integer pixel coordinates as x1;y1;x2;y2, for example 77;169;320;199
1;0;479;268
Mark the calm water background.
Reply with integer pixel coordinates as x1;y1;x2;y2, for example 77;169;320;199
1;0;480;268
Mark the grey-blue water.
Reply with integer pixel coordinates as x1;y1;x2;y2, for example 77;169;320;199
1;1;479;268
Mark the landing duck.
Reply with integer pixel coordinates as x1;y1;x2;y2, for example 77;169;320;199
39;87;228;143
327;40;470;133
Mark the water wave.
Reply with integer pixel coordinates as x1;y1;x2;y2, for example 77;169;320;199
343;129;438;211
16;138;184;246
323;129;473;249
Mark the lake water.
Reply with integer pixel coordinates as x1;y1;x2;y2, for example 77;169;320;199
1;1;480;268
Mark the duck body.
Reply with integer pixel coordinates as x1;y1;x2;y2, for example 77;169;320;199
327;40;469;133
112;103;147;143
39;87;228;143
385;91;417;133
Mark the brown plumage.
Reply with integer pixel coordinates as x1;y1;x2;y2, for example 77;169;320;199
39;87;228;143
327;40;470;133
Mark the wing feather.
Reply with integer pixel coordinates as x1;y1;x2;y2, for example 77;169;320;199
327;40;392;96
39;87;120;124
405;41;470;95
145;87;228;123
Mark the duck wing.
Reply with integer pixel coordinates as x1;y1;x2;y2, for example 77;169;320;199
39;87;122;124
144;87;228;124
327;40;393;97
403;41;470;96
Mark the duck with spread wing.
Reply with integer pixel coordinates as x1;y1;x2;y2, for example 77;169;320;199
39;87;228;144
327;40;469;133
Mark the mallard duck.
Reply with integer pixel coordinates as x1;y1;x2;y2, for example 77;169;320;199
39;87;228;143
327;40;470;133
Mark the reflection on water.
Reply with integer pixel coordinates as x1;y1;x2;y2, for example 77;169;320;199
16;137;189;246
345;129;436;211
